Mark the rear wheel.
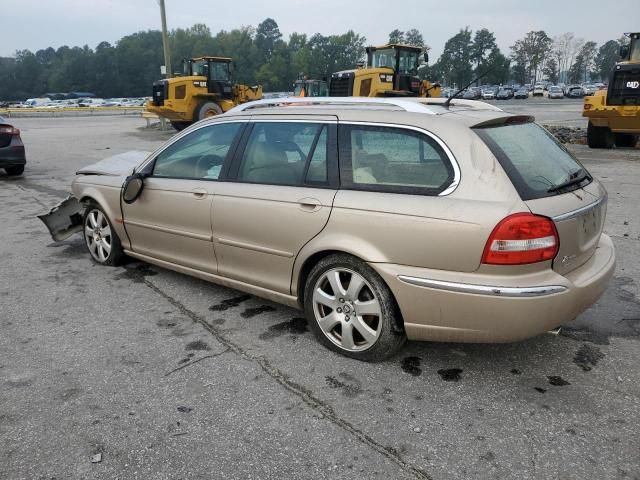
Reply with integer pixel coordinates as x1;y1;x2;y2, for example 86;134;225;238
614;133;638;148
5;165;24;176
170;121;190;131
83;203;125;266
304;254;405;361
587;122;614;149
196;101;223;121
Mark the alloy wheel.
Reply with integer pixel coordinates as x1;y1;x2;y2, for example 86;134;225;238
84;209;113;263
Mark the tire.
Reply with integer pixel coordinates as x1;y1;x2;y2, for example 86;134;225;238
196;101;223;121
587;122;614;149
614;133;638;148
170;121;190;131
304;253;406;361
83;203;125;266
5;165;24;176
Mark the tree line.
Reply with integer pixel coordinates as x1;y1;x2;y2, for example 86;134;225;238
0;18;628;100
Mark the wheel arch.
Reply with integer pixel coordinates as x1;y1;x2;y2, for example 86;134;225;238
77;187;129;249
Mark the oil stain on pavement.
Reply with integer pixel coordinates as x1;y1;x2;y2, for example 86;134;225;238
241;305;276;318
400;356;422;376
437;368;463;382
574;344;605;371
209;294;251;312
259;317;308;340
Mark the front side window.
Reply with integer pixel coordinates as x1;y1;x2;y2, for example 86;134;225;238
210;62;230;81
370;49;395;69
153;122;241;179
237;122;328;186
397;50;419;75
339;125;454;195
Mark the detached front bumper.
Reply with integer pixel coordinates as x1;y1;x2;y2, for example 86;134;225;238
38;196;84;241
372;234;615;343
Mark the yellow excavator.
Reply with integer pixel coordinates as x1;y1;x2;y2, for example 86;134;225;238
583;32;639;148
146;56;263;130
329;44;441;98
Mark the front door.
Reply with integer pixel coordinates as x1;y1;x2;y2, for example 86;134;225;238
122;121;244;273
212;119;338;294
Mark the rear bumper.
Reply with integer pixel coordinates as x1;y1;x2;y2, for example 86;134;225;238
372;234;615;343
0;142;26;167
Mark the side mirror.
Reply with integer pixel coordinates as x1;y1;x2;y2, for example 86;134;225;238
619;45;629;59
424;52;429;63
122;173;145;204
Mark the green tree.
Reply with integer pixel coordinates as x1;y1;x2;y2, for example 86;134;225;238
437;28;473;87
542;57;558;84
388;29;404;44
404;29;424;47
255;18;282;63
594;39;620;81
511;30;552;83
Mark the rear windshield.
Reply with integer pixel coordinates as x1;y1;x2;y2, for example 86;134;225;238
474;122;592;200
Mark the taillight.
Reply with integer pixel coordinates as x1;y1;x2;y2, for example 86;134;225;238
482;213;559;265
0;125;19;135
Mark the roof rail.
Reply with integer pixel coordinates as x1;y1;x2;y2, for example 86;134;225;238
228;96;505;115
227;96;438;114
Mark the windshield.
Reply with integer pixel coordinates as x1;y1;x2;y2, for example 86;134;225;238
370;48;419;74
187;60;230;81
475;122;591;200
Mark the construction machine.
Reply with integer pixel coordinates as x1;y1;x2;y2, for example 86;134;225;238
293;77;328;97
328;44;441;98
146;56;263;130
583;33;640;148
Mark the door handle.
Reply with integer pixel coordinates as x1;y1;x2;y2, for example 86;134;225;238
191;188;208;199
297;197;322;212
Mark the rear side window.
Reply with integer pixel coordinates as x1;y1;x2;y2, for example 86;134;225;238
237;122;328;186
475;122;592;200
339;124;454;195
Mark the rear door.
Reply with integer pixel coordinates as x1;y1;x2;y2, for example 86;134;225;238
475;120;606;275
211;116;338;294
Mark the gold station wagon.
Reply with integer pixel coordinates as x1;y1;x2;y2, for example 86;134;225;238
42;97;615;360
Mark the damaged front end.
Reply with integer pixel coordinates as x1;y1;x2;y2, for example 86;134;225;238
38;196;85;241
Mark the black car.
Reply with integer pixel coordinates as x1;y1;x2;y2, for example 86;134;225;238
566;86;585;98
0;116;26;175
496;88;513;100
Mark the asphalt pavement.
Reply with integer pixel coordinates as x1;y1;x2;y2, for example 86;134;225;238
1;110;639;480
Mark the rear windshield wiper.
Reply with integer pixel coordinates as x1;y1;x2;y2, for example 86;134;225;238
547;169;592;193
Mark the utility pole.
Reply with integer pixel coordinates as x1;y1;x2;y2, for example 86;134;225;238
159;0;172;78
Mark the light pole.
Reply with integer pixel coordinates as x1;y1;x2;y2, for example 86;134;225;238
159;0;172;78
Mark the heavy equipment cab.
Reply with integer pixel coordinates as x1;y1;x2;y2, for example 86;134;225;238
583;33;639;148
293;78;328;97
184;57;233;99
329;44;439;98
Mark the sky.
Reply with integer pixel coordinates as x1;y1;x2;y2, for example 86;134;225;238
1;0;639;60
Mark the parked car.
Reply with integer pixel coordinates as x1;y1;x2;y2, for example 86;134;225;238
566;86;585;98
41;97;615;361
514;88;529;99
481;87;498;100
0;116;26;175
533;84;545;97
463;87;482;100
496;88;512;99
582;84;597;96
548;86;564;99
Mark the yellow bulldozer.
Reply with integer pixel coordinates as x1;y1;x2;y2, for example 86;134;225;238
146;56;263;131
293;77;328;97
328;44;441;98
583;32;639;148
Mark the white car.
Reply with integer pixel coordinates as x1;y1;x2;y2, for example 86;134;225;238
532;85;545;97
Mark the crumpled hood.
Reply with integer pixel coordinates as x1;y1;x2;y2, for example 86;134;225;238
76;150;151;176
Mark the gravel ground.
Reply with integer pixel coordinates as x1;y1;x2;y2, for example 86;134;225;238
1;114;639;480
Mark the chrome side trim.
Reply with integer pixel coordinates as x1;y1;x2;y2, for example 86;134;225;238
552;193;607;222
124;220;212;242
217;237;294;258
397;275;567;297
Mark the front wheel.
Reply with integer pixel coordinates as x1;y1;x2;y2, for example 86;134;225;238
304;254;405;361
196;101;222;121
170;121;190;131
83;203;125;266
